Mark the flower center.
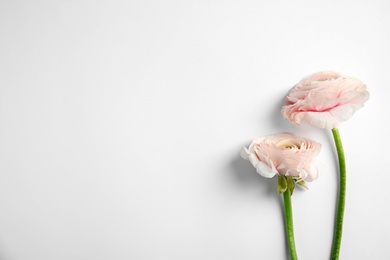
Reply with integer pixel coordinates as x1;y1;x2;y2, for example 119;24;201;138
279;143;299;149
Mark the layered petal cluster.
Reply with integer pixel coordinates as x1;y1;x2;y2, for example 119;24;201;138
282;71;370;129
241;133;321;182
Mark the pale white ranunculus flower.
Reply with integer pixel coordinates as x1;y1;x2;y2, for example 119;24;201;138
241;133;321;182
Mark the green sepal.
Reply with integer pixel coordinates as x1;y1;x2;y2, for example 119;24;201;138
277;175;287;194
286;176;295;196
296;180;308;190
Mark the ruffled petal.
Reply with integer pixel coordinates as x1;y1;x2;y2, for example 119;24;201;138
330;104;363;122
240;147;250;160
303;111;339;129
256;161;278;178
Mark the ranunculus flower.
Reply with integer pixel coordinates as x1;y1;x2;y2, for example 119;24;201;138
240;132;321;182
281;71;370;129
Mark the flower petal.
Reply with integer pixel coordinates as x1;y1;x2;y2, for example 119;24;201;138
303;111;339;129
240;147;250;160
256;161;277;178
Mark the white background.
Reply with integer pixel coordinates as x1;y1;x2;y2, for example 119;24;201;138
1;0;389;259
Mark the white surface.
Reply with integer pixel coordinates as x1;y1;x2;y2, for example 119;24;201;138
1;0;389;259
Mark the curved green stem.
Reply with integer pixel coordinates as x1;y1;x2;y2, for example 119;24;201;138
283;188;298;260
331;128;346;260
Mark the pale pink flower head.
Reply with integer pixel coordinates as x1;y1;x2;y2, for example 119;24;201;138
282;71;370;129
241;133;322;182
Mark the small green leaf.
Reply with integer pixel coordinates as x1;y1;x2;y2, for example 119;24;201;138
297;180;308;190
278;175;287;194
286;176;295;195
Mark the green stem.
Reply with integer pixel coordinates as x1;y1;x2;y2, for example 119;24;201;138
283;188;298;260
331;128;346;260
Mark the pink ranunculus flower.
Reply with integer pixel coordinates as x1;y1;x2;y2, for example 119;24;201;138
240;133;321;182
281;71;370;129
